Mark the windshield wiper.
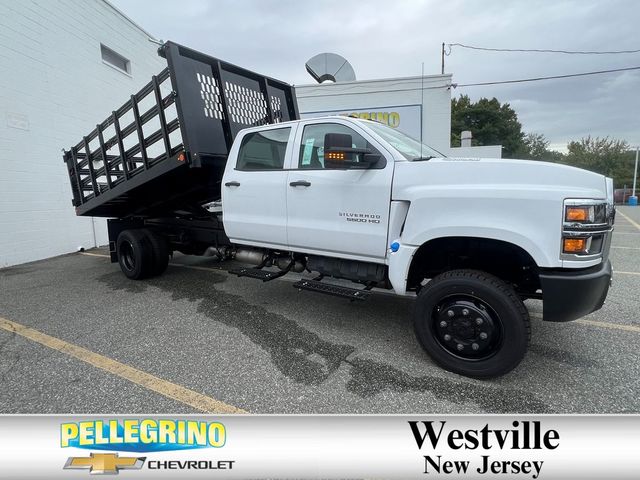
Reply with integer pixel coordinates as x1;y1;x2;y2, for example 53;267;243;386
412;156;434;162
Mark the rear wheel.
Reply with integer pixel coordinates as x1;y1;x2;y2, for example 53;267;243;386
413;269;530;378
141;229;169;276
116;229;153;280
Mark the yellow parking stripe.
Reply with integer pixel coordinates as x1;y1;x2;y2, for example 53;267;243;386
0;316;246;414
617;210;640;231
575;318;640;333
81;251;640;278
79;252;225;273
169;263;224;272
530;312;640;333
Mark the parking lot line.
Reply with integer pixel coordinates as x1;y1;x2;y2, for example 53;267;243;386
0;316;246;414
79;252;225;272
617;210;640;231
611;246;640;250
575;319;640;334
530;312;640;333
90;250;640;279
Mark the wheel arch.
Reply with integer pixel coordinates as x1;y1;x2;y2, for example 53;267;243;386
406;236;541;294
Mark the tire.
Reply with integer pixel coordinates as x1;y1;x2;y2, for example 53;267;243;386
413;269;530;378
116;229;153;280
141;228;169;276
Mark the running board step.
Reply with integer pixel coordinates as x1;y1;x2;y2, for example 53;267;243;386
293;279;371;301
228;267;287;282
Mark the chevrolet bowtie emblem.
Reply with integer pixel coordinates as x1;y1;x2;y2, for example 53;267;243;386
64;453;145;475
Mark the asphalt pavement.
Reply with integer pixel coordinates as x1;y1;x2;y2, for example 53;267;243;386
1;206;639;414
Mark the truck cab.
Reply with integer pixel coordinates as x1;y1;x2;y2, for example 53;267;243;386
222;117;396;261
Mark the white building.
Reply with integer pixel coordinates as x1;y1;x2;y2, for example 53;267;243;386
296;75;502;158
0;0;164;267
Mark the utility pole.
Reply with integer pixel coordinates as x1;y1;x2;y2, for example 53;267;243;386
633;146;639;197
441;42;445;74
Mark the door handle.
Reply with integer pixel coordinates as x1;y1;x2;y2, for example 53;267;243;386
225;181;240;187
289;180;311;187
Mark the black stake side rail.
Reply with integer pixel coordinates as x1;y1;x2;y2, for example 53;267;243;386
63;40;299;218
63;67;182;209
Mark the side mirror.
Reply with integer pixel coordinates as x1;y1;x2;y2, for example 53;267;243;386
323;132;381;169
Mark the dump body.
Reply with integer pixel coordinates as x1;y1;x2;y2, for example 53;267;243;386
63;41;299;218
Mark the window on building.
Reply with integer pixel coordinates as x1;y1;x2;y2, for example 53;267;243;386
100;44;131;74
236;127;291;170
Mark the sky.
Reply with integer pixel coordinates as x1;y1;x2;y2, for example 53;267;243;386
109;0;640;151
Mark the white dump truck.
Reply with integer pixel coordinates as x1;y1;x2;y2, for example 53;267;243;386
64;42;614;378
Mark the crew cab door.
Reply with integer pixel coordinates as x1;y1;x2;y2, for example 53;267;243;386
222;125;293;248
286;120;393;261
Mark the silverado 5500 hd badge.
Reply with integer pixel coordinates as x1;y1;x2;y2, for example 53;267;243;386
339;212;381;224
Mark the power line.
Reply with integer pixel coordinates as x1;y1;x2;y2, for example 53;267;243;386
448;43;640;55
455;65;640;87
296;65;640;97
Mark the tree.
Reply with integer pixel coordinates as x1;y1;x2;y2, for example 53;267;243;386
451;95;525;158
521;133;549;160
514;133;565;162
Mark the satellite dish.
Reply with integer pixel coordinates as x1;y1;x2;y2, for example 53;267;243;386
305;53;356;83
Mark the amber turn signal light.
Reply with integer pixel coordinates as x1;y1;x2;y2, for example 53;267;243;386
565;206;589;222
563;237;587;254
326;151;345;161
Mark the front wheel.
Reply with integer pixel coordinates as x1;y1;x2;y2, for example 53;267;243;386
413;269;530;378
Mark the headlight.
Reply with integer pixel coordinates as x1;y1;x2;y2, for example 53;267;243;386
562;199;613;258
565;205;594;223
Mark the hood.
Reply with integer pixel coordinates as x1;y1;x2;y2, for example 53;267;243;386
392;157;608;202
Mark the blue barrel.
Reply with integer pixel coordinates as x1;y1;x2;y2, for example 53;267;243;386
629;196;638;206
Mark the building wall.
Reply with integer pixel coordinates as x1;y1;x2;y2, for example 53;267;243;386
0;0;164;267
296;75;453;153
450;145;502;158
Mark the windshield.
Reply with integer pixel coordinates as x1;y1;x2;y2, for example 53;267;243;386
364;122;446;160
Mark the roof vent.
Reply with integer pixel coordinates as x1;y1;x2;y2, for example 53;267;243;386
305;53;356;83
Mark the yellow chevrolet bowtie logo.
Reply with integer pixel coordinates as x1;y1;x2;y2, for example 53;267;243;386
64;453;145;475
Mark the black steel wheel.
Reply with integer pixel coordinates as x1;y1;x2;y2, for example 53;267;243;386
141;229;170;276
414;269;530;378
116;229;153;280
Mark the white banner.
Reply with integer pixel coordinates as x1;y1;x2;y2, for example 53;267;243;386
0;415;638;479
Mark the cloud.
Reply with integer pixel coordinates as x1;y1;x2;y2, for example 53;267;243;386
109;0;640;146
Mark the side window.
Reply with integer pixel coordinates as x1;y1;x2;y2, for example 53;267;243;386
298;123;382;169
237;127;291;170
